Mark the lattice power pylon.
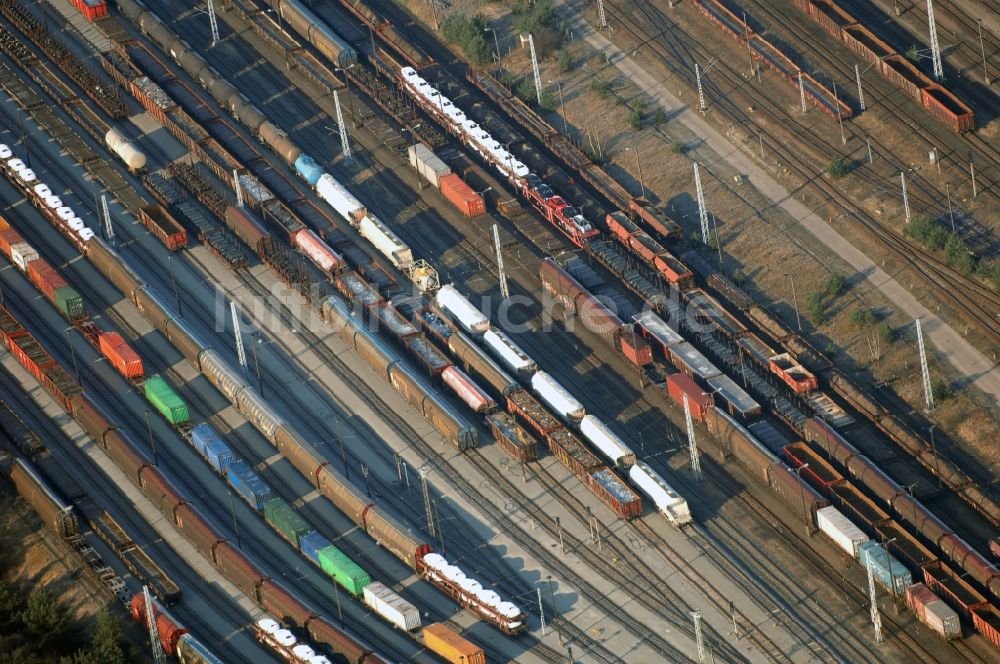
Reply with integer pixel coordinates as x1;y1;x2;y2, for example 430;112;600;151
529;34;542;105
692;611;706;662
207;0;220;46
333;90;352;160
144;586;166;664
855;64;866;112
597;0;608;28
231;301;247;371
798;71;807;114
233;169;244;208
493;224;509;299
101;194;114;242
926;0;944;81
683;394;702;481
866;561;885;643
900;171;911;222
694;162;710;247
916;318;934;410
696;63;706;112
421;468;435;536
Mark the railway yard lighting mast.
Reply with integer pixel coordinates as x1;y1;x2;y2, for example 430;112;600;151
101;194;114;244
978;20;991;84
798;71;807;114
694;162;710;248
528;34;543;105
855;65;866;112
206;0;220;47
692;611;706;662
926;0;944;81
547;79;568;133
333;90;352;161
596;0;608;29
233;169;244;208
916;318;934;411
231;301;248;373
900;171;911;222
493;224;509;299
144;586;166;664
866;559;885;643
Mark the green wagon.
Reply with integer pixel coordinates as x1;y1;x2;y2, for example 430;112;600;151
53;286;84;319
317;544;371;596
264;498;313;547
144;375;189;426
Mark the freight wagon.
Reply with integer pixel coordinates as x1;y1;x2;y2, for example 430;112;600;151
486;411;539;463
629;461;691;526
0;401;43;455
131;595;224;663
8;459;78;538
906;583;961;640
422;623;485;664
139;204;187;250
418;554;526;633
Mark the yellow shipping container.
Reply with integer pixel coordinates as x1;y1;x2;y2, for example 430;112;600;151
422;623;486;664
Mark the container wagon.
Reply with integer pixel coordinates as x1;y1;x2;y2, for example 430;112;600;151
422;623;485;664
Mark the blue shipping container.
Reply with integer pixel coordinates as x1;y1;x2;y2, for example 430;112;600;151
294;154;324;186
205;439;235;474
859;542;912;594
299;531;333;565
226;460;272;510
191;424;220;456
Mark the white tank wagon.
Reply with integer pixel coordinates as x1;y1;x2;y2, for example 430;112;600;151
358;214;413;270
483;327;537;375
629;462;691;526
531;371;584;421
435;284;489;334
105;128;147;172
580;415;636;467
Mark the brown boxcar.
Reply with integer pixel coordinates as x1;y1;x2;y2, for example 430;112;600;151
273;427;324;482
874;521;936;572
447;330;517;395
349;329;395;381
9;459;78;538
574;293;623;343
307;617;377;664
487;412;539;462
972;605;1000;649
803;417;859;466
767;461;829;523
539;258;586;313
505;387;562;436
173;502;221;555
830;482;891;534
891;493;951;546
589;468;643;519
138;466;185;515
729;423;780;486
212;541;265;598
316;464;371;527
783;442;844;496
103;428;148;483
139;204;187;250
921;85;974;133
547;428;602;479
881;55;927;102
223;206;271;253
132;288;204;363
923;561;989;619
258;579;315;626
363;507;433;569
73;396;112;443
86;237;143;298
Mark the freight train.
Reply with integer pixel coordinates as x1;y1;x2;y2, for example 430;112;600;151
255;616;333;664
130;594;224;663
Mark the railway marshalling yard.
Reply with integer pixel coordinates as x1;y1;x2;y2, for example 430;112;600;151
0;0;998;663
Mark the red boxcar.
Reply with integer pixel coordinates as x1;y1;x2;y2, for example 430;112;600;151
617;329;652;367
666;372;713;421
72;0;109;21
99;331;144;379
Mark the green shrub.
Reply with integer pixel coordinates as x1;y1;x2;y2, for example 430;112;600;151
628;108;643;130
441;14;493;65
732;269;746;285
670;141;685;155
850;307;877;326
827;158;848;178
991;262;1000;292
805;292;826;325
516;76;537;101
824;273;846;298
904;214;948;251
652;107;668;127
878;321;894;344
944;233;976;274
514;0;557;33
22;590;66;649
589;78;612;98
539;91;557;111
931;378;952;402
557;48;573;72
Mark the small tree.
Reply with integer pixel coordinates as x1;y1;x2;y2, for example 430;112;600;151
539;91;557;112
589;78;611;98
944;233;976;274
931;378;952;402
824;273;846;298
22;590;66;649
0;581;20;624
441;14;493;65
628;108;643;130
670;141;685;155
557;48;573;73
516;76;536;102
805;292;826;325
878;321;894;344
827;158;848;179
88;609;126;664
652;107;668;127
850;307;877;326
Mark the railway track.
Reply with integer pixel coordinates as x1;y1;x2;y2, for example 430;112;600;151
599;0;1000;348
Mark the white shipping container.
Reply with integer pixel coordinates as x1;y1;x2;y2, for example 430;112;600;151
363;581;421;631
531;371;585;420
436;284;489;334
629;461;691;526
0;144;10;159
316;174;366;224
407;143;451;188
33;183;51;198
483;328;536;374
816;506;868;558
18;169;35;183
359;214;413;269
580;415;635;466
924;600;961;640
10;241;39;271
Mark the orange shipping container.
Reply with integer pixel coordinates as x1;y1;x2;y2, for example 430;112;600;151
422;623;485;664
0;228;23;256
27;260;68;301
439;173;485;217
0;216;9;231
99;331;144;380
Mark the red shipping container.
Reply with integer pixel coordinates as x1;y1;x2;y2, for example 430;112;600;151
27;260;67;301
439;173;485;217
99;331;144;379
617;329;652;367
0;228;23;256
666;372;712;420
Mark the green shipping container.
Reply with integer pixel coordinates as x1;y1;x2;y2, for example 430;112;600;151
53;286;84;318
144;375;189;425
263;498;313;547
317;544;371;596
